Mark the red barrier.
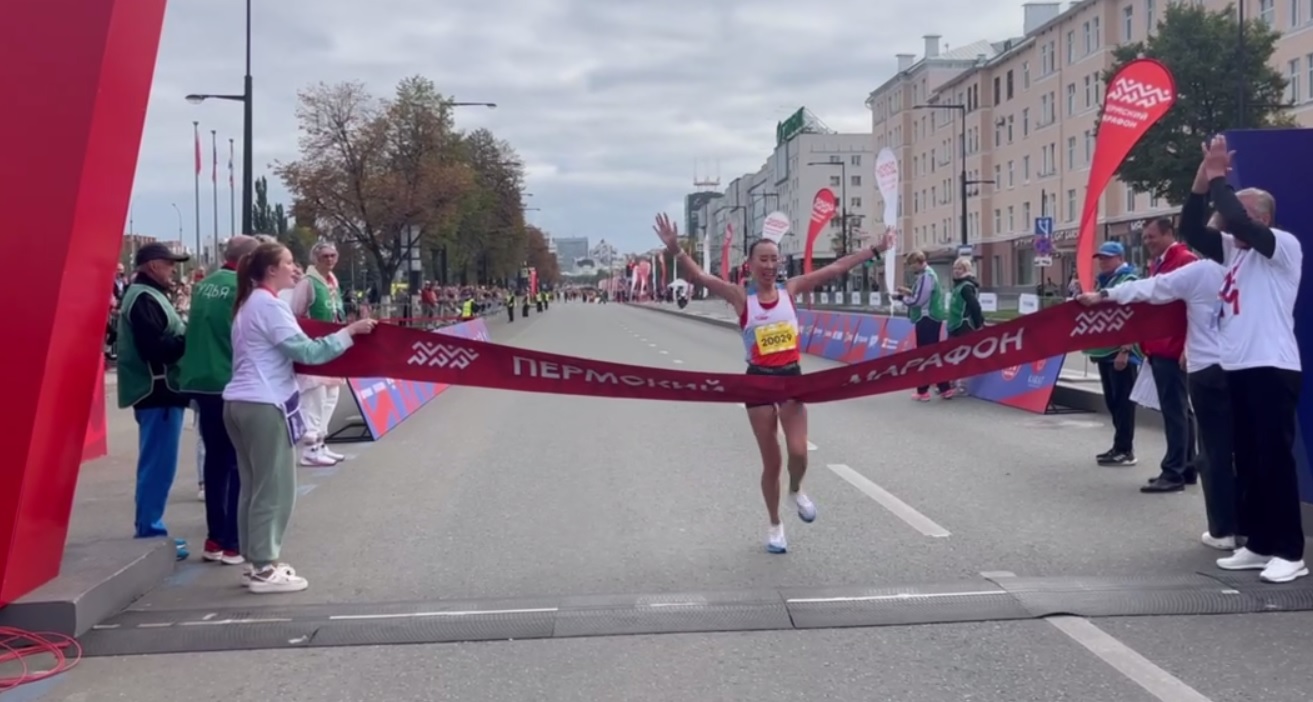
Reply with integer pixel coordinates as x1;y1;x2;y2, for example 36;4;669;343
299;301;1184;405
0;0;168;606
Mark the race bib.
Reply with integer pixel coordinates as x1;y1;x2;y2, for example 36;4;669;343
755;321;797;355
281;392;308;446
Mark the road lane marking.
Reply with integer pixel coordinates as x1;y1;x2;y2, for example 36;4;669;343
826;464;950;537
659;350;668;355
807;441;817;451
1047;616;1216;702
673;359;683;364
329;607;559;621
787;590;999;604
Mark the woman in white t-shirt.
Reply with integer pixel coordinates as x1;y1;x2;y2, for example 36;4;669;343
223;243;376;594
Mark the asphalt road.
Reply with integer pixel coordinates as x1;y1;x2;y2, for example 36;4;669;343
14;302;1313;702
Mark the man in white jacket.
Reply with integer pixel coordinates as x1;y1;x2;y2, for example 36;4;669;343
290;242;347;467
1077;252;1237;551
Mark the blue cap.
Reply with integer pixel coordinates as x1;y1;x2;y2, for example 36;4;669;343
1094;241;1125;258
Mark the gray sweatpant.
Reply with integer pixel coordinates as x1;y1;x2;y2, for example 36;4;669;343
223;400;297;568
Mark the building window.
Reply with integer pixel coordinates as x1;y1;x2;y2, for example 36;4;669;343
1008;206;1015;232
830;175;841;187
1066;189;1077;222
1146;0;1157;31
1066;83;1076;115
1023;201;1032;225
1084;75;1093;108
1022;107;1030;136
1084;130;1093;164
1307;54;1313;99
1007;160;1015;187
829;154;841;163
1066;30;1075;64
1023;155;1031;180
850;197;862;208
1259;0;1275;25
1288;58;1302;103
851;175;862;187
1123;5;1134;40
1093;16;1101;47
1291;0;1301;27
1067;136;1077;170
1083;22;1091;54
994;164;1001;187
850;154;861;166
994;209;1002;234
1023;61;1031;88
1006;70;1015;100
1126;183;1137;211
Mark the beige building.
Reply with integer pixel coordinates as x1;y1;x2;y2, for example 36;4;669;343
867;0;1313;290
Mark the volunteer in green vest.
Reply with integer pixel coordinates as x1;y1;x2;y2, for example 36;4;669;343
1083;241;1143;467
460;296;475;321
290;242;347;468
946;256;987;396
117;242;192;560
897;250;953;401
178;234;259;567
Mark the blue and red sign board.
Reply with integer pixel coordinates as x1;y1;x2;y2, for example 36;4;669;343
343;318;491;440
795;309;1064;414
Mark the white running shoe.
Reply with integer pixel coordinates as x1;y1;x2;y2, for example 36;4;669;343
1201;531;1236;551
789;492;817;523
766;524;787;554
247;563;308;594
299;447;336;467
1260;558;1309;583
321;446;345;462
1217;547;1271;571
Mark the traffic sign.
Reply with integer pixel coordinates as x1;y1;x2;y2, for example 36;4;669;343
956;245;974;258
1034;216;1053;237
1035;255;1053;267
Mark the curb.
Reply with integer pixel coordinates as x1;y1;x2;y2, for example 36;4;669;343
627;303;1163;430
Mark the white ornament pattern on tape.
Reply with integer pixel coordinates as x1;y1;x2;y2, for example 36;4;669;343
407;341;479;369
1106;78;1172;110
1070;308;1135;336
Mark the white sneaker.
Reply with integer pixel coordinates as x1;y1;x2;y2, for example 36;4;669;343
321;446;345;462
1217;547;1271;571
299;447;336;467
1201;531;1236;551
766;524;787;554
247;563;309;594
1260;558;1309;584
789;492;817;523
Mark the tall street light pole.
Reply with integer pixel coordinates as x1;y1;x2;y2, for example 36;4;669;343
914;103;994;250
186;0;254;235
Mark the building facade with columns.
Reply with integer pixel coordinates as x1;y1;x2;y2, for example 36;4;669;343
867;0;1313;291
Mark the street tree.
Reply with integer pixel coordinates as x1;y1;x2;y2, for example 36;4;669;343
1102;3;1291;206
434;128;528;285
276;78;471;296
524;225;560;284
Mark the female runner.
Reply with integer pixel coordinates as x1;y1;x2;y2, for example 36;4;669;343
654;213;894;553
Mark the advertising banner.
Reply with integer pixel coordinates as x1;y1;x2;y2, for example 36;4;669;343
341;318;491;441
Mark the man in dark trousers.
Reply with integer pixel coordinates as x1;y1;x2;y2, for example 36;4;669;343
116;243;191;560
1139;217;1198;493
1182;135;1306;584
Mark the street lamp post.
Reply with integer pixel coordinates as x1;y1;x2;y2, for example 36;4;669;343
913;103;994;250
185;0;254;235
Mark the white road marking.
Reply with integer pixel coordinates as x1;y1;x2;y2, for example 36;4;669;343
648;343;657;348
328;607;559;622
659;350;669;355
673;359;683;364
980;571;1017;579
1047;616;1216;702
807;441;817;451
826;464;950;537
788;590;999;604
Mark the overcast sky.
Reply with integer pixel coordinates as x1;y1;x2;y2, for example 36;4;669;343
132;0;1026;256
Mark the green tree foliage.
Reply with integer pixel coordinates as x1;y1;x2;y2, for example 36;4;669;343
275;76;536;293
1102;3;1290;206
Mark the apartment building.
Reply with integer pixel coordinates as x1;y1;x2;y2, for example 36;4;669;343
694;128;878;278
867;0;1313;290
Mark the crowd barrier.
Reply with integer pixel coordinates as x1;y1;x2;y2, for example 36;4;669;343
795;307;1064;414
326;317;490;443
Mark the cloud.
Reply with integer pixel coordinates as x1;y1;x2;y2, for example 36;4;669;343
131;0;1027;260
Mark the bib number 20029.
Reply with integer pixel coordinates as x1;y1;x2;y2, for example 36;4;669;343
755;322;797;355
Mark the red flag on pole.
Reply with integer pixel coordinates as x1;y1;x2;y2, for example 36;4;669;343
1075;59;1176;292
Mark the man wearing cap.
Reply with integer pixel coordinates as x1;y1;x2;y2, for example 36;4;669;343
116;242;192;560
1082;241;1143;468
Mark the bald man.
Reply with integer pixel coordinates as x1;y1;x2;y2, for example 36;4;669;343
178;234;259;566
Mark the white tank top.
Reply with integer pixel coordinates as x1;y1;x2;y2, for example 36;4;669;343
740;290;801;366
